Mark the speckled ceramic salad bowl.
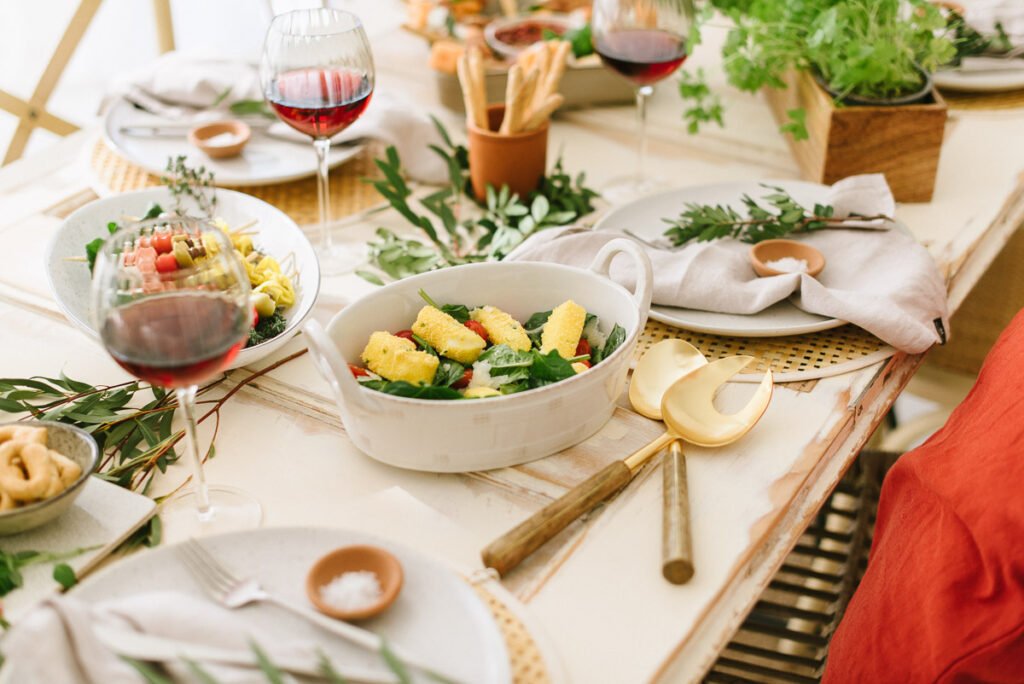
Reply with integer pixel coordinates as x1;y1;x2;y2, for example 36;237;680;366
304;238;653;473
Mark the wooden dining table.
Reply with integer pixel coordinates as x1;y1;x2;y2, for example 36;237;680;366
1;15;1023;684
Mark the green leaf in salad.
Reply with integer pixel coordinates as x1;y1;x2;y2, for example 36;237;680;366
523;310;551;347
477;344;534;386
434;358;467;387
527;350;578;386
602;323;626;362
358;380;464;400
411;333;438;357
247;311;287;348
417;288;472;323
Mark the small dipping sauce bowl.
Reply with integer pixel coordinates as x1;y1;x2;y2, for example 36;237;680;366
188;120;251;159
306;545;404;621
750;239;825;278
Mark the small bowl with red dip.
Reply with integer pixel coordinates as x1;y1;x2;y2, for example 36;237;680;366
485;14;579;59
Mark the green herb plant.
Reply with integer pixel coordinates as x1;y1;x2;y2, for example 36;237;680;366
662;184;891;246
679;0;957;137
359;118;598;284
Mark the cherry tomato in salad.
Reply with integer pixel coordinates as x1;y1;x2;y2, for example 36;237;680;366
155;253;178;273
394;329;415;341
578;360;592;369
349;364;370;378
464;320;489;342
152;233;173;254
452;369;473;389
251;306;259;328
575;338;591;357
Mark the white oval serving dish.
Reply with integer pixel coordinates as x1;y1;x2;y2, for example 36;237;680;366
304;238;652;473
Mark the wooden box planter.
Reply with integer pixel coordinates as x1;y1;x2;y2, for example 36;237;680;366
764;69;948;202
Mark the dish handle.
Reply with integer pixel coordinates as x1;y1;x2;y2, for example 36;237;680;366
303;320;371;414
588;237;653;324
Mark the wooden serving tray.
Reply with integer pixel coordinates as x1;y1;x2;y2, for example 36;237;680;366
436;57;636;113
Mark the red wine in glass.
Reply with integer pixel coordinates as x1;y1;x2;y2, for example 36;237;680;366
595;29;688;86
101;292;248;389
267;67;373;139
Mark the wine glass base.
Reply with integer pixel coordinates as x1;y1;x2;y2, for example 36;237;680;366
601;175;673;205
161;485;263;538
318;246;364;277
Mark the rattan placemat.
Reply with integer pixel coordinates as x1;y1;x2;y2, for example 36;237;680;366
940;87;1024;110
476;585;552;684
635;319;895;386
90;139;386;225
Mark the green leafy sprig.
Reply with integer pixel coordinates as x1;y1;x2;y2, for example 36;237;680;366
359;118;598;285
160;155;217;216
662;184;889;246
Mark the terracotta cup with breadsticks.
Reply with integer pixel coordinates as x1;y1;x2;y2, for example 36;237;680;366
457;42;570;200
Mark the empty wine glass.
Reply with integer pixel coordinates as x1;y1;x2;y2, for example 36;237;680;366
92;216;261;536
261;8;375;275
592;0;692;202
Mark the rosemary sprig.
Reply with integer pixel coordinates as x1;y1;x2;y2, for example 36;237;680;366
160;155;217;216
358;118;598;285
662;185;890;246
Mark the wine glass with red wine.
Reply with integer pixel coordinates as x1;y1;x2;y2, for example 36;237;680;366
592;0;691;201
93;217;260;536
261;8;374;275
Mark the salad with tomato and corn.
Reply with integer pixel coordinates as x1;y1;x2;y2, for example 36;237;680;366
84;203;297;348
348;290;626;400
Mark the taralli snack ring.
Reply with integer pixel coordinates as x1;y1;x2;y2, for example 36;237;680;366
0;441;58;502
0;425;47;447
48;450;83;488
0;490;15;511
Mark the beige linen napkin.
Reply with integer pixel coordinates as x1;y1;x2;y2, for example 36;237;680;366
0;592;333;684
506;179;948;354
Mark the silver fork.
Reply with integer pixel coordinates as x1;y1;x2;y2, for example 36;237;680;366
178;539;461;683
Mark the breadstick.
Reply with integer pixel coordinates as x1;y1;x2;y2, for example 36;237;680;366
532;43;550;109
499;0;517;17
538;40;571;106
500;65;524;134
456;54;477;128
518;67;540;128
518;48;537;74
524;93;564;130
468;47;489;131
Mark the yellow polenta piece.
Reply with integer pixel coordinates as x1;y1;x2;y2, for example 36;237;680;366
540;300;586;359
412;306;486;364
361;331;439;385
470;306;531;351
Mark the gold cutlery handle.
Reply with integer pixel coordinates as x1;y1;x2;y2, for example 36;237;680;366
482;460;634;577
662;440;694;584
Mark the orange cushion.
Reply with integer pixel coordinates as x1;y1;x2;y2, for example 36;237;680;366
824;309;1024;683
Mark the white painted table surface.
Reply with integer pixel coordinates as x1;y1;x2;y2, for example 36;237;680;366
2;20;1023;684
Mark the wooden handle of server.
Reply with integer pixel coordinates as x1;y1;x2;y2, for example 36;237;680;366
662;440;694;584
481;460;634;576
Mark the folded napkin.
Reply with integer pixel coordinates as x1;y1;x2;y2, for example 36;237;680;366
111;52;263;119
962;0;1024;47
0;592;336;683
110;51;448;184
506;176;948;354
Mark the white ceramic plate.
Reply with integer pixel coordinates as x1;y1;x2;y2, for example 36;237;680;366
596;180;844;337
103;98;362;187
934;66;1024;93
72;527;511;683
45;187;320;369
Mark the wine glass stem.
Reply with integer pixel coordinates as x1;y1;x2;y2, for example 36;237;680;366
635;85;654;182
175;384;211;518
313;137;333;255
